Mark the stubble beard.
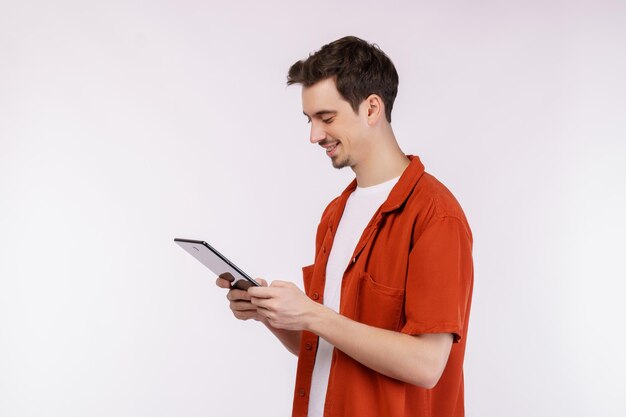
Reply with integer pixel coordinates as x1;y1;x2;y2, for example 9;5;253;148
331;154;351;170
322;138;352;169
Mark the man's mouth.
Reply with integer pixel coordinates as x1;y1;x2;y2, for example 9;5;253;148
325;143;339;156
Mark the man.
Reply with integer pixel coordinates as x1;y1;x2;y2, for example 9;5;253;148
216;36;473;417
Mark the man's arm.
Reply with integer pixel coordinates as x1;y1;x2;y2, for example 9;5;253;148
249;281;453;389
216;276;301;356
262;321;302;357
310;306;452;388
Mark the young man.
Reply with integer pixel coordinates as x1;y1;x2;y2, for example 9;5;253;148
216;36;473;417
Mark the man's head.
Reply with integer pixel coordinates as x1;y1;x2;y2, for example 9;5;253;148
287;36;399;170
287;36;399;123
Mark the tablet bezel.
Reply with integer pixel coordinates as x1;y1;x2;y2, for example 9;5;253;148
174;238;260;290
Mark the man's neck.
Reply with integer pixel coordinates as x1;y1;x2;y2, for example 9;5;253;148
352;135;410;188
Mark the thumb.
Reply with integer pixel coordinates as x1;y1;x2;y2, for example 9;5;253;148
255;278;268;287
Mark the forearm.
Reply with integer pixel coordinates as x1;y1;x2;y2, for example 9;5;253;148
263;320;301;356
248;280;452;386
307;305;452;388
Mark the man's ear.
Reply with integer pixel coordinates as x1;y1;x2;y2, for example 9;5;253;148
364;94;385;126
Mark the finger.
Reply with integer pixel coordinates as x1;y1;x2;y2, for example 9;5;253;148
219;272;235;283
255;278;268;287
216;277;232;289
233;310;257;321
247;286;274;298
227;289;251;301
250;297;274;311
272;280;299;290
230;300;257;312
266;316;283;329
256;306;273;320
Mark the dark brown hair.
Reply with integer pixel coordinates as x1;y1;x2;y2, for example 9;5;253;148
287;36;399;122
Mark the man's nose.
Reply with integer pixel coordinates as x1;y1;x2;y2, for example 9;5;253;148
309;122;326;144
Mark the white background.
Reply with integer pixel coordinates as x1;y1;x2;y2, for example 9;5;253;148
1;1;625;416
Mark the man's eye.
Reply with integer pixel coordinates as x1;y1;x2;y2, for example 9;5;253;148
322;118;334;124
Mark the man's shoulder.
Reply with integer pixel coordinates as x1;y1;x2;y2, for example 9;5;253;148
408;171;469;225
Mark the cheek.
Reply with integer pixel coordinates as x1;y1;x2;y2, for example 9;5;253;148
340;122;365;146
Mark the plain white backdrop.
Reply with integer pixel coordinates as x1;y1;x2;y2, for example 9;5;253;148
1;1;625;416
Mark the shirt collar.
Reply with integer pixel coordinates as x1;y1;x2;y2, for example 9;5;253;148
338;155;425;214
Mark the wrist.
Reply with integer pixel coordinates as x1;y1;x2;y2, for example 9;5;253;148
259;316;272;327
305;301;335;334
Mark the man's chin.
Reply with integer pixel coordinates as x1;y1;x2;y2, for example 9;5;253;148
331;156;351;170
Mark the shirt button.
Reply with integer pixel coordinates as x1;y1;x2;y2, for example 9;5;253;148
322;246;326;253
352;257;356;263
305;342;312;350
298;388;306;397
312;292;319;300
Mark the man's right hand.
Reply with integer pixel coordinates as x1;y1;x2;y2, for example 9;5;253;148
216;273;268;322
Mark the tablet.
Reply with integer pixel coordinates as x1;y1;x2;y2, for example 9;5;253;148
174;238;260;290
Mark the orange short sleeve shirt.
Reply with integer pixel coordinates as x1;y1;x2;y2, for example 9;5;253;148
292;155;474;417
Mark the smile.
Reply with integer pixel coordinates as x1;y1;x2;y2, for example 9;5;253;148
326;143;339;156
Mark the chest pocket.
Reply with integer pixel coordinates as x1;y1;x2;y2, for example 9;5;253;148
355;272;405;331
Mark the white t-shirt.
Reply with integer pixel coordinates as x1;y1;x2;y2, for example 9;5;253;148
307;176;400;417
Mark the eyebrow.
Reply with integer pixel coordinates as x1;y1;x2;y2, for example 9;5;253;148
303;110;337;119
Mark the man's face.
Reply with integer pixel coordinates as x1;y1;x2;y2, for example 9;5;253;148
302;78;368;169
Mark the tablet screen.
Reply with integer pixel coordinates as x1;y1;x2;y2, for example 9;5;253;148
174;238;260;290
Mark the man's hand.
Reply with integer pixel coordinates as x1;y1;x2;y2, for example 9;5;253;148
215;276;304;356
215;273;268;322
248;280;321;331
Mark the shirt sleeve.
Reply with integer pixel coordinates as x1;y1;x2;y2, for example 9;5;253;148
400;216;473;342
